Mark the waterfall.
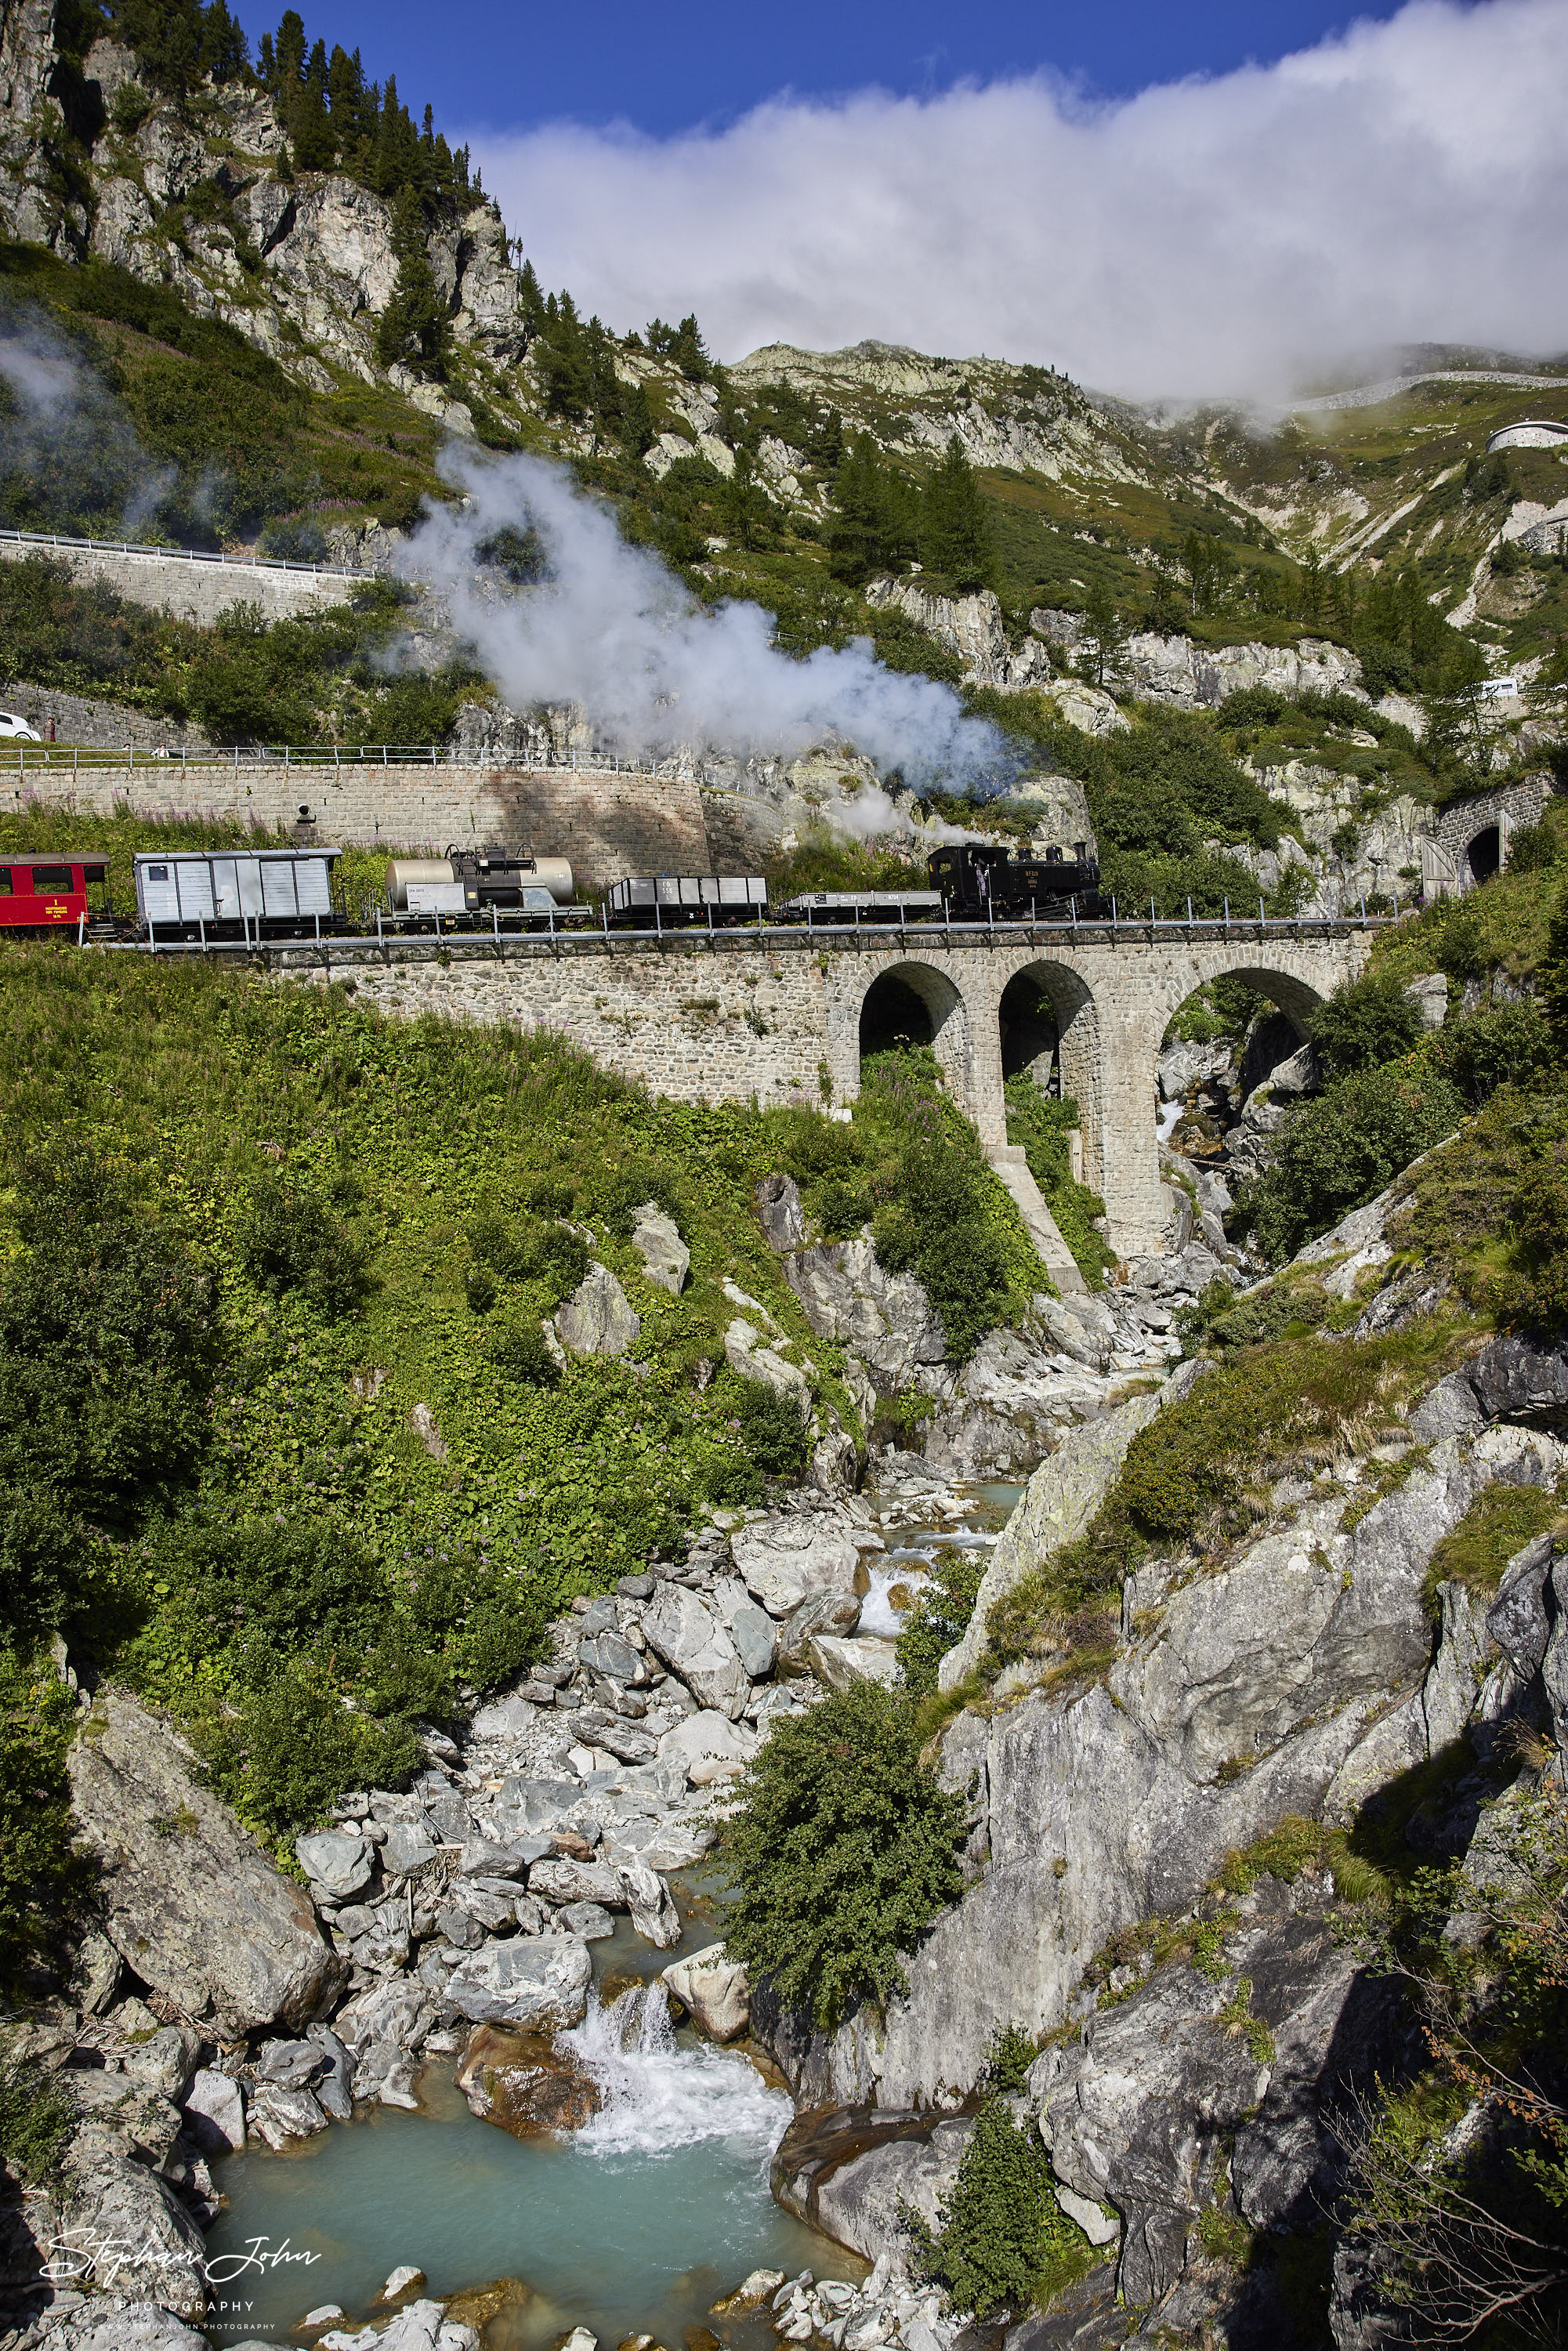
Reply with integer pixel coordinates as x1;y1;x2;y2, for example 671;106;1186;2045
563;1983;790;2161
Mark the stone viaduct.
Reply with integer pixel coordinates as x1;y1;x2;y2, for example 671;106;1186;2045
277;919;1373;1259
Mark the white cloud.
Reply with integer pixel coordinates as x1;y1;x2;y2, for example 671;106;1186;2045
472;0;1568;399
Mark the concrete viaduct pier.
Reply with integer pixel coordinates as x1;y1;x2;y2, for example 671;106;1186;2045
263;914;1375;1258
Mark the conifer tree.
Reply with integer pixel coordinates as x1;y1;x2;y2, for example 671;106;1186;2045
920;434;992;592
374;187;450;378
828;433;914;585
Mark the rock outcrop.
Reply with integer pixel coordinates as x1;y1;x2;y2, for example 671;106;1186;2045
66;1691;345;2039
759;1416;1563;2113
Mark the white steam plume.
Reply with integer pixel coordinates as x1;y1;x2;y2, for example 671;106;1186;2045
397;447;1019;795
472;0;1568;400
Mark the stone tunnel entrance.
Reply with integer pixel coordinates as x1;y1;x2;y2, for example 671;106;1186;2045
1467;824;1501;886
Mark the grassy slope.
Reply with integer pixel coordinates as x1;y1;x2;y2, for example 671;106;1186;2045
0;936;1048;1844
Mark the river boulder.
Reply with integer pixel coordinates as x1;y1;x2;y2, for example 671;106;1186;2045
457;2022;602;2136
662;1942;750;2041
67;1690;346;2038
640;1581;749;1715
731;1511;861;1617
444;1934;593;2028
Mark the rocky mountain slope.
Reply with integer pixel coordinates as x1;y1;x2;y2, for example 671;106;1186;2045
2;0;1566;712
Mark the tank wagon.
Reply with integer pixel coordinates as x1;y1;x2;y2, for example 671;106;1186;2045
386;846;575;920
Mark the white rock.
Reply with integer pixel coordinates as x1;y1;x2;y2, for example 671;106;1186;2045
731;1512;861;1617
663;1940;750;2040
180;2066;245;2155
657;1708;755;1780
807;1635;900;1690
381;2264;427;2299
632;1201;690;1293
444;1935;592;2027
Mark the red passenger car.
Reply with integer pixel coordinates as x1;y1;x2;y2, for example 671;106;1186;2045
0;854;109;929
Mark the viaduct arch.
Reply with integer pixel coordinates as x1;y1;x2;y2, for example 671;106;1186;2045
826;933;1372;1256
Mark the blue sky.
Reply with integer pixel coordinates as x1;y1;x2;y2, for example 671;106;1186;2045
236;2;1405;136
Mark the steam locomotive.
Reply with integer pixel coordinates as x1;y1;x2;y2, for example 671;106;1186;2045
0;834;1105;944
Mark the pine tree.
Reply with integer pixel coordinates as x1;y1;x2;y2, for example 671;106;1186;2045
534;292;592;420
1081;582;1126;687
292;38;335;170
374;187;450;379
721;448;772;550
828;433;914;585
515;258;546;343
618;382;655;458
920;435;992;592
671;313;710;383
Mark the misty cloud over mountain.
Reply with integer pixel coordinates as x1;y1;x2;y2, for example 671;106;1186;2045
473;0;1568;400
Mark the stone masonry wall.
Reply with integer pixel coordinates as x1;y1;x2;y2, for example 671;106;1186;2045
7;760;787;878
277;923;1373;1254
0;683;213;752
305;939;831;1110
0;536;364;626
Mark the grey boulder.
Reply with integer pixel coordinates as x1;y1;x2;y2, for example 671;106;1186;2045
731;1512;862;1618
557;1262;641;1356
444;1934;592;2027
295;1828;374;1900
181;2066;246;2154
1468;1331;1568;1421
641;1581;750;1716
67;1690;344;2038
529;1855;626;1908
379;1818;438;1876
757;1172;808;1252
632;1201;690;1293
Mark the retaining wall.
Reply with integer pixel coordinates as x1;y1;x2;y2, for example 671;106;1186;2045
0;535;364;625
5;760;784;878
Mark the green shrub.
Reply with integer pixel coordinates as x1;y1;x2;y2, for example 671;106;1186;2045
718;1681;968;2029
729;1378;811;1478
0;1142;215;1529
871;1134;1013;1364
0;1654;92;1993
1235;1061;1466;1263
896;1551;984;1695
237;1167;370;1313
1002;1080;1115;1287
150;1516;389;1694
194;1669;419;1840
0;2045;73;2186
487;1304;561;1388
1431;1001;1559;1107
906;2096;1095;2317
979;2023;1039;2094
1176;1274;1334;1358
1310;975;1427;1081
